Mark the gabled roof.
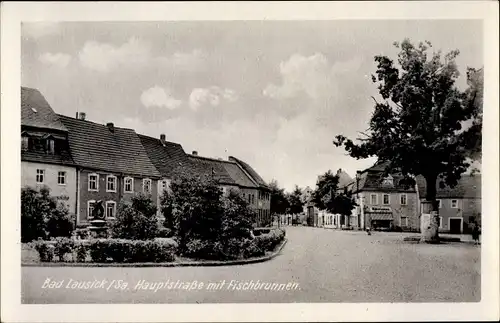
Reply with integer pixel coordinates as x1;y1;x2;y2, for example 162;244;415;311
58;115;161;178
138;134;189;178
336;169;353;188
21;87;67;132
416;175;481;199
228;156;269;189
348;161;415;193
188;155;258;188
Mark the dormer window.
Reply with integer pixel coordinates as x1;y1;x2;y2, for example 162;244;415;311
382;175;394;187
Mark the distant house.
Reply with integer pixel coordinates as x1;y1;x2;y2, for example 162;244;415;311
416;175;481;234
304;169;353;228
188;153;271;227
21;87;77;215
348;162;419;231
58;114;161;226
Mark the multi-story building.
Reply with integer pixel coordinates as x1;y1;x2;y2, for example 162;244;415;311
348;162;419;231
21;87;77;215
138;133;190;218
228;156;271;226
58;113;161;226
187;153;271;227
416;174;481;234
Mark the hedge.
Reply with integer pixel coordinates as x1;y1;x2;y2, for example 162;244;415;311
30;238;178;263
254;228;286;252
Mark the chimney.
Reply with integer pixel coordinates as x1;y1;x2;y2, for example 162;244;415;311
337;168;342;175
160;134;166;142
192;151;198;156
106;122;114;132
76;112;86;120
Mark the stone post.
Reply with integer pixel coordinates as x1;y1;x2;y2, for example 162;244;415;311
420;201;440;243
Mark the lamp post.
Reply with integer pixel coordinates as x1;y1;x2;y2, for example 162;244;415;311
356;170;362;229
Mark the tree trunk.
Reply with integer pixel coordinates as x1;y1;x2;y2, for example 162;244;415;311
420;174;440;243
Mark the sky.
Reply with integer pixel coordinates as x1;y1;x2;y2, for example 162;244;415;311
21;20;483;192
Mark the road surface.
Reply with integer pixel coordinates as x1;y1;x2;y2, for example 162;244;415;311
22;226;480;303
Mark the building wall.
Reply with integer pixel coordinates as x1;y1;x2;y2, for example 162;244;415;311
22;161;77;215
77;169;158;225
359;191;419;230
420;197;481;233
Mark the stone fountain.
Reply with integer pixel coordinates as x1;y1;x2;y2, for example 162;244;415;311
88;200;108;239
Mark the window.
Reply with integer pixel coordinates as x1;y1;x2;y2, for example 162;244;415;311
451;199;458;208
143;178;152;194
382;194;390;205
437;199;442;208
370;194;378;205
57;171;66;185
46;139;55;154
88;173;99;191
106;175;117;192
248;194;251;203
106;201;116;218
124;177;134;193
21;137;29;151
382;175;394;186
36;169;45;184
401;217;408;227
400;194;407;205
87;200;96;219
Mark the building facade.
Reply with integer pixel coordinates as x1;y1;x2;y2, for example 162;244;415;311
59;114;161;226
188;154;272;227
21;87;78;215
416;175;481;234
349;162;419;231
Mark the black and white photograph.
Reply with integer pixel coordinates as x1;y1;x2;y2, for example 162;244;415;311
1;1;499;322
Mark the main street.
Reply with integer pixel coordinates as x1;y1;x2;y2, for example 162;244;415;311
22;227;480;303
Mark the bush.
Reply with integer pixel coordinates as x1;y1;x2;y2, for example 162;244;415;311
21;186;74;242
85;238;177;263
75;242;88;262
156;227;173;238
46;206;74;239
89;239;109;263
54;237;74;261
221;238;264;260
184;239;223;260
32;240;55;262
110;193;160;240
254;228;286;252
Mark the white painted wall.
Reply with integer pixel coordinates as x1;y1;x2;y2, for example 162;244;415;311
21;161;77;214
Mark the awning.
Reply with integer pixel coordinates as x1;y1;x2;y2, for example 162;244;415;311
369;213;393;221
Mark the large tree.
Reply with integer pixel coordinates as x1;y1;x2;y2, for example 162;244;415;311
333;39;482;242
312;170;356;225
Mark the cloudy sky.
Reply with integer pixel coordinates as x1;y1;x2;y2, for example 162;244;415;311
21;20;483;191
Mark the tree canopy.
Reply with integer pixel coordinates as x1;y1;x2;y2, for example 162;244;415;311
287;185;304;215
334;39;482;197
333;39;483;241
269;179;290;215
312;170;356;216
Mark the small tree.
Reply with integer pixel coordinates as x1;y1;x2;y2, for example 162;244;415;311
287;185;304;223
162;169;224;254
110;193;159;240
312;170;356;226
333;39;482;242
21;186;74;242
221;189;256;241
269;180;290;217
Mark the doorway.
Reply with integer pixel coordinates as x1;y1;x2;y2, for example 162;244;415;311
449;218;463;234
